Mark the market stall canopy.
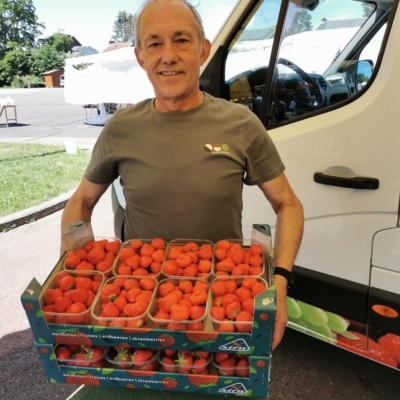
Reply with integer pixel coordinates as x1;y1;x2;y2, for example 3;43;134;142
64;46;154;105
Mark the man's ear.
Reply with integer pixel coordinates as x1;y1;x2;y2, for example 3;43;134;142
200;39;211;66
134;47;146;69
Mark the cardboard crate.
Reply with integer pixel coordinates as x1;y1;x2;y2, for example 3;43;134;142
22;222;275;397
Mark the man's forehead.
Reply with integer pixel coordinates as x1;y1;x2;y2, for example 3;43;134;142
145;30;194;40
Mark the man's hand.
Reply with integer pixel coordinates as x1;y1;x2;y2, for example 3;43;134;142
272;275;289;350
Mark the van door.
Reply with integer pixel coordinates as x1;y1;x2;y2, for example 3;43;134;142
201;0;400;336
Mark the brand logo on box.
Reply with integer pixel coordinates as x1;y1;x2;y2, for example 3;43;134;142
219;338;250;351
219;383;248;394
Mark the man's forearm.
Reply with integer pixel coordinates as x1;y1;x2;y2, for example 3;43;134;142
272;196;304;272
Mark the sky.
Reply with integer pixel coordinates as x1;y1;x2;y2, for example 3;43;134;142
32;0;238;52
32;0;368;52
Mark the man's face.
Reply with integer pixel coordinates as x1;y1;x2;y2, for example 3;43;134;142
135;0;210;111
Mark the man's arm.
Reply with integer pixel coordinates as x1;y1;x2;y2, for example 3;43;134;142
258;172;304;350
60;177;110;253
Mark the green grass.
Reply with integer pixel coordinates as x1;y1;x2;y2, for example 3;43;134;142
0;142;91;217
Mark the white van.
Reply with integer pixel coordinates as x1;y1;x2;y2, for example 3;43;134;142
112;0;400;369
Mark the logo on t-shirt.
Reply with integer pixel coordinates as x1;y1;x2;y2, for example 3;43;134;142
204;143;230;154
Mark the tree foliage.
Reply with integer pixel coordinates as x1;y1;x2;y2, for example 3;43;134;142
0;48;31;85
112;10;135;43
0;0;45;57
43;32;73;54
287;9;313;35
29;44;64;77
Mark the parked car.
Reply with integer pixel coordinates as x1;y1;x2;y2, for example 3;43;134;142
112;0;400;370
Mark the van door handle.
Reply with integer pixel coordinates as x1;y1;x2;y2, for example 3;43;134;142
314;173;379;190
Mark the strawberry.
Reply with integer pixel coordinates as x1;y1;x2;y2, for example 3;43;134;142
378;333;400;364
177;353;193;373
161;377;178;389
131;349;154;366
157;334;175;347
219;357;236;376
56;346;71;361
236;358;249;377
187;374;218;387
162;356;177;372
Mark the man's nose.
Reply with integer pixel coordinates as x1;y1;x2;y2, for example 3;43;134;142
161;39;178;64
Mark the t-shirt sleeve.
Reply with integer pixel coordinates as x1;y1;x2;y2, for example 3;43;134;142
243;110;285;186
84;116;119;185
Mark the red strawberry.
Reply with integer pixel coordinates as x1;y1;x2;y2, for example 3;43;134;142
236;358;249;377
39;347;49;354
259;313;270;321
163;349;177;357
378;333;400;364
177;353;193;373
161;377;178;389
115;349;131;367
187;374;218;387
191;358;208;374
219;357;236;376
193;351;210;360
185;331;218;345
24;302;34;311
162;356;177;372
157;334;175;347
256;360;266;368
131;349;153;366
56;346;71;360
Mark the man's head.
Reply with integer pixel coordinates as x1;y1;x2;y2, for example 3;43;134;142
134;0;211;112
135;0;206;51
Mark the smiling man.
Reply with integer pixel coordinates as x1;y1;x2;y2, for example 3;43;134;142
60;0;304;350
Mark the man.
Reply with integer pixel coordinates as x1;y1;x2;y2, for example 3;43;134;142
61;0;304;350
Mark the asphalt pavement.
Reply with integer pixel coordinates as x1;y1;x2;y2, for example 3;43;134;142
1;88;400;400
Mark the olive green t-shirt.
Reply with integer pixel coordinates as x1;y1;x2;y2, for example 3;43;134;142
85;93;285;242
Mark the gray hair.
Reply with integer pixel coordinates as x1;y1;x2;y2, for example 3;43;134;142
134;0;206;51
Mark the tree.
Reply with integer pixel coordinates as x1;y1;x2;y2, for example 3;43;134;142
0;48;30;86
111;10;135;43
43;32;73;54
287;9;313;35
0;0;45;57
29;44;64;77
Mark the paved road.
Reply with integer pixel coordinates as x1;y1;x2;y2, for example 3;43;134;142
0;89;400;400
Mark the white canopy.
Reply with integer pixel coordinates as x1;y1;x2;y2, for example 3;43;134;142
64;47;155;106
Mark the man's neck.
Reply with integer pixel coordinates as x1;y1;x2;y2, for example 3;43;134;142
154;92;205;113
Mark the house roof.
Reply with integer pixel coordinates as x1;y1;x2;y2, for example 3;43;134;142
43;69;63;75
101;42;133;53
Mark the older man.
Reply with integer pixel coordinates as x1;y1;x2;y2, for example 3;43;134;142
61;0;303;349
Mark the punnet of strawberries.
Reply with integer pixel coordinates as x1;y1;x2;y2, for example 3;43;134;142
161;239;214;279
210;276;268;333
41;270;105;325
106;346;160;371
64;238;121;276
213;352;250;377
114;238;167;277
92;276;157;328
55;344;107;368
159;349;212;374
149;277;210;331
213;240;265;277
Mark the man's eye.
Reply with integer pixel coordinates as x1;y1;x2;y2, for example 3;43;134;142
148;43;160;48
177;38;189;44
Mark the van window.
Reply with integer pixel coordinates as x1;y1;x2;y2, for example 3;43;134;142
224;0;385;126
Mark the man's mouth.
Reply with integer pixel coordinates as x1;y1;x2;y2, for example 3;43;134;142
159;71;182;76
